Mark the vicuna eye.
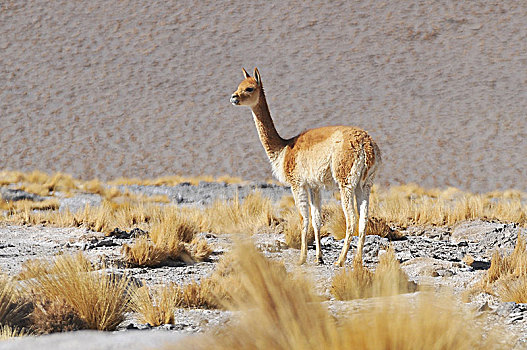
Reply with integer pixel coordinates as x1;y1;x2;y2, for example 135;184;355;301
245;87;254;92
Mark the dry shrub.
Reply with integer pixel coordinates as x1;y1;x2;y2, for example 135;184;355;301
79;179;121;199
29;298;88;334
122;237;171;267
176;242;503;350
6;200;167;234
371;184;527;227
0;325;26;340
0;274;32;329
122;210;211;267
201;191;276;234
24;253;133;331
0;198;59;212
475;236;527;302
16;258;55;281
150;210;198;245
108;175;243;187
331;260;374;300
7;171;78;196
324;202;402;240
331;247;415;300
130;284;179;326
174;280;220;309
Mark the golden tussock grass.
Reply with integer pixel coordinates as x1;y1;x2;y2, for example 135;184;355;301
330;246;415;300
0;198;60;212
371;184;527;227
0;171;78;196
324;202;403;240
122;237;171;267
473;236;527;303
29;298;88;334
23;253;133;331
0;171;171;202
130;284;179;326
122;209;211;266
0;325;26;340
0;274;32;329
176;241;505;350
108;174;244;187
200;191;277;234
5;200;166;234
174;279;221;309
130;278;223;325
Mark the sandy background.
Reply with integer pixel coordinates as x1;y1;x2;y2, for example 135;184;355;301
1;1;526;192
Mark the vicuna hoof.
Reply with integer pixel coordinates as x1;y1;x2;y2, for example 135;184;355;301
334;260;345;267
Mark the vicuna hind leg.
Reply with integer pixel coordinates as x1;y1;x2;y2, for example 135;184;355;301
335;187;356;267
354;184;371;265
292;185;309;265
309;188;323;264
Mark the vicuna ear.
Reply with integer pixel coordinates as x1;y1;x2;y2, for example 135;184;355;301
242;68;251;79
254;68;261;85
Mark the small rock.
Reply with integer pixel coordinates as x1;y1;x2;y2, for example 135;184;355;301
396;251;413;262
478;302;492;312
436;269;455;277
0;188;45;202
495;302;517;317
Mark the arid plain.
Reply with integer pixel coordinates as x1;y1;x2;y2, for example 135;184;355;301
1;1;527;349
1;1;526;192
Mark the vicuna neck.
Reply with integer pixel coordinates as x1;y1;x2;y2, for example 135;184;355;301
251;88;286;160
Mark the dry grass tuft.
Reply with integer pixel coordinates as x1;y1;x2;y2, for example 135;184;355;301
29;298;88;334
177;242;503;350
122;237;171;267
130;284;179;326
174;280;220;309
331;246;415;300
331;260;374;300
474;235;527;302
0;274;32;329
0;171;78;196
24;253;133;331
122;209;211;267
324;202;402;240
150;210;198;245
201;191;276;234
108;174;243;187
0;198;60;212
371;184;527;227
5;200;168;235
0;325;26;340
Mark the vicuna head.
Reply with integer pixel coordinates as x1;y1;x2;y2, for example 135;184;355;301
230;68;262;107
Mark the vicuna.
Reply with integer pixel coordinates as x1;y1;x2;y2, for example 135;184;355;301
230;68;381;266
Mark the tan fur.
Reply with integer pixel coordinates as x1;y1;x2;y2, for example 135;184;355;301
231;68;381;266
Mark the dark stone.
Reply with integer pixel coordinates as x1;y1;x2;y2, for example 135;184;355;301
108;227;147;239
0;188;45;202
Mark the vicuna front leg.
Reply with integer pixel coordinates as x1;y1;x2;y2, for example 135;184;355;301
292;185;309;265
335;187;357;267
309;188;323;264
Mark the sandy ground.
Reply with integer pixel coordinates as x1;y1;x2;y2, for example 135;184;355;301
0;184;527;348
0;1;526;192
